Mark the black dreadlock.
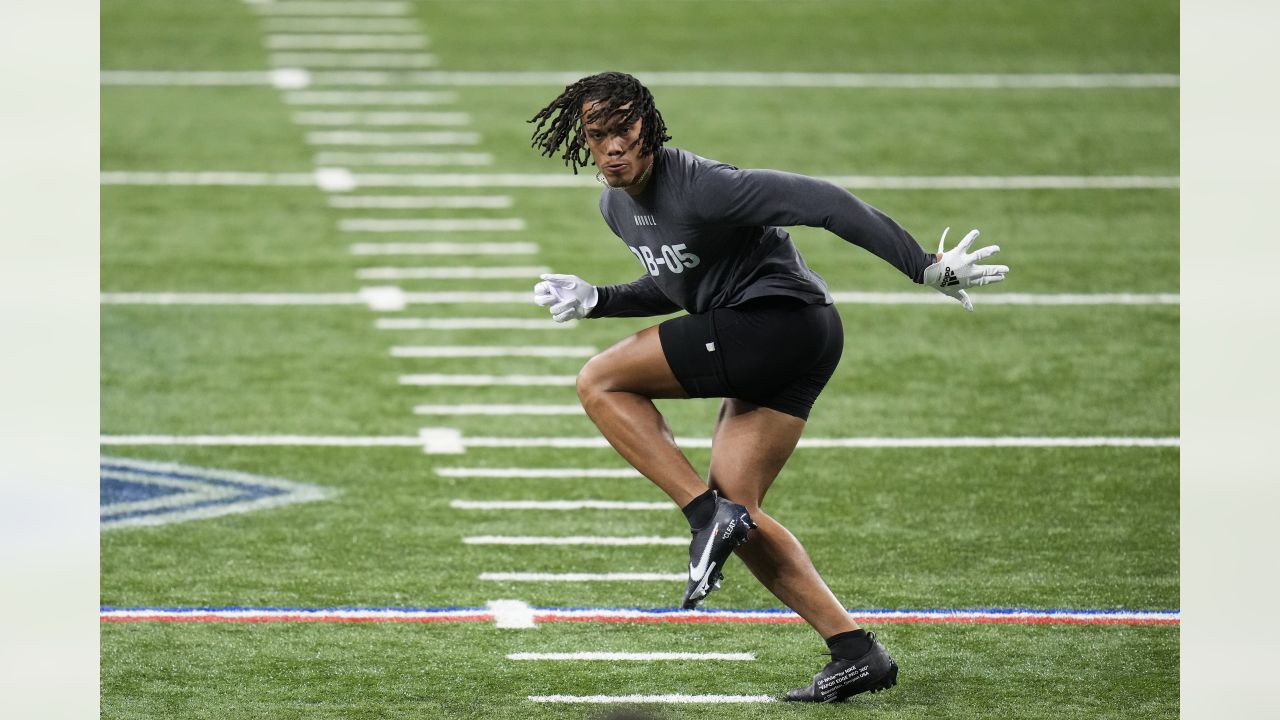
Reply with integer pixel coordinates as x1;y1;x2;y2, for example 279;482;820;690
528;71;671;174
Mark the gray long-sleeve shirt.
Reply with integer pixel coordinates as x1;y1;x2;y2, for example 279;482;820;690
590;147;934;317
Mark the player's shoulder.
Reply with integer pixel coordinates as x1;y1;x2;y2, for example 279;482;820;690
663;148;740;194
666;147;738;175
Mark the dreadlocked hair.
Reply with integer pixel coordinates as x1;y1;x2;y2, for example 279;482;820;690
528;71;671;174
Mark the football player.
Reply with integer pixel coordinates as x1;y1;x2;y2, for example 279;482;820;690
529;72;1007;702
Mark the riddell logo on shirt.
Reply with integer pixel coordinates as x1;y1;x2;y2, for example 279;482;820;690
633;215;658;226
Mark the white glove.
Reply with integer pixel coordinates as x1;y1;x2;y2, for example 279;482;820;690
533;273;598;322
921;227;1008;311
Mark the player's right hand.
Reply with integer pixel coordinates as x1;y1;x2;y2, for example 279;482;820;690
533;273;598;322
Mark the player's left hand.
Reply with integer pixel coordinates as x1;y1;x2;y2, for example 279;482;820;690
533;273;599;322
921;227;1008;311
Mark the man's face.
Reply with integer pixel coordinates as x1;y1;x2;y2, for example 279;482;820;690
582;101;647;187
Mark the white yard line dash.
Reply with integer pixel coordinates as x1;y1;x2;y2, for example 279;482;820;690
356;264;539;278
314;151;491;166
340;218;525;232
261;18;419;33
296;111;471;126
350;243;537;256
452;500;669;511
399;374;577;386
336;195;513;209
437;467;641;479
510;652;755;661
529;694;777;704
392;345;593;358
307;130;482;146
468;536;687;546
284;90;457;105
250;2;413;16
266;34;428;50
484;572;684;582
376;317;576;330
414;404;584;415
270;53;438;69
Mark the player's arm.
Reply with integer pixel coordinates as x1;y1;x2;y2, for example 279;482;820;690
693;165;934;280
692;166;1007;308
533;273;680;322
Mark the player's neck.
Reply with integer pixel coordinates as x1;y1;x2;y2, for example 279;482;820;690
620;156;655;197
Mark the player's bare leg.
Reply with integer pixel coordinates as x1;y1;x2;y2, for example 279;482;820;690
575;325;707;507
705;398;858;638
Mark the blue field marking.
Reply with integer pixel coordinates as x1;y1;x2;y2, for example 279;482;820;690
99;456;335;530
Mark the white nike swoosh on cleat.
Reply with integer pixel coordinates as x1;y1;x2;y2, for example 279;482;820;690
689;523;718;581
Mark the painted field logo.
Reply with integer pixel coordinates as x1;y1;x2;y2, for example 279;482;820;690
100;457;334;530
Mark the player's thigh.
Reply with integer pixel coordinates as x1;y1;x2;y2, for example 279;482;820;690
577;324;688;399
707;398;806;510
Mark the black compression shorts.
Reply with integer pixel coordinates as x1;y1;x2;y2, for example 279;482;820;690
658;296;844;420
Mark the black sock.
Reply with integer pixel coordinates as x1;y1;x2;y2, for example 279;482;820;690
681;489;717;529
826;629;872;660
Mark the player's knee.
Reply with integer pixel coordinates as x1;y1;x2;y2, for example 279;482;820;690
575;354;612;407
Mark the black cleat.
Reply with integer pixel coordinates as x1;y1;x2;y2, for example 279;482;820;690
680;492;755;609
783;632;899;702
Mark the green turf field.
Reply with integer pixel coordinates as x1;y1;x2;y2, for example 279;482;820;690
101;0;1179;717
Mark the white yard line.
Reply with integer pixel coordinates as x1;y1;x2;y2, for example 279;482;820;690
266;34;428;50
100;435;425;447
356;264;538;278
481;573;684;581
271;53;438;68
376;317;575;330
100;289;1179;307
414;404;584;415
101;171;319;187
103;68;1178;88
101;170;1179;190
260;18;419;32
337;195;513;209
461;436;1183;450
468;536;687;546
350;242;537;255
437;468;641;479
283;90;456;105
100;292;367;306
101;69;310;88
250;1;412;16
297;111;471;126
100;434;1181;449
339;217;525;231
306;130;481;145
392;345;592;357
399;374;577;386
830;292;1181;306
510;652;755;661
369;70;1182;89
453;500;669;511
529;694;776;704
314;151;492;166
100;289;532;307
